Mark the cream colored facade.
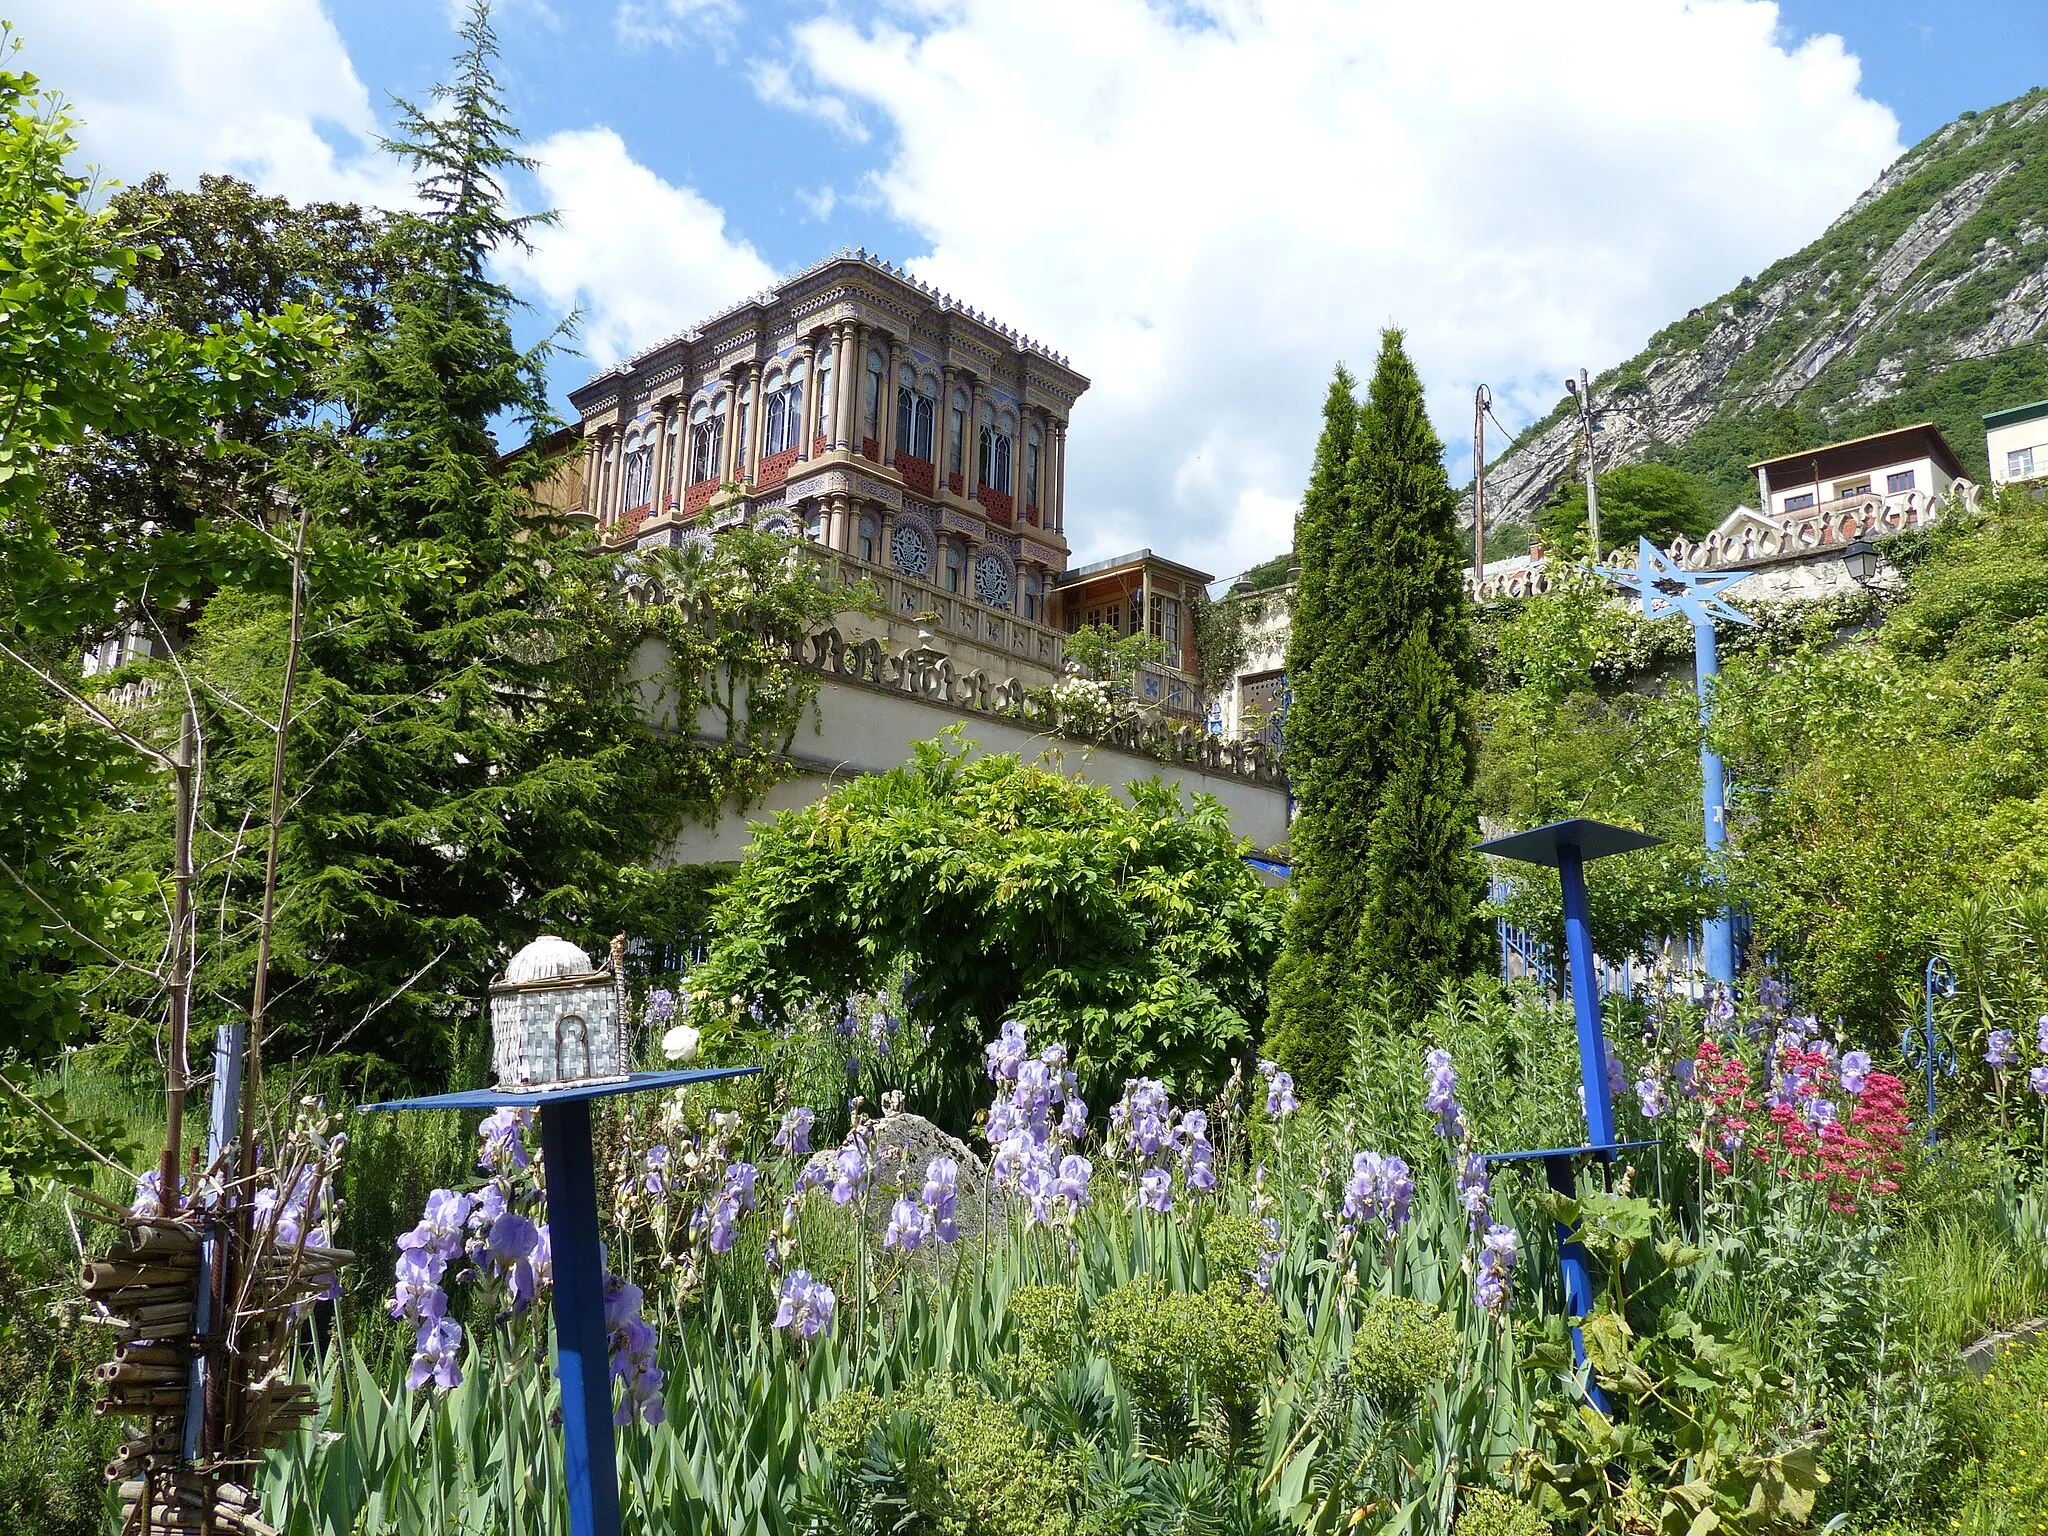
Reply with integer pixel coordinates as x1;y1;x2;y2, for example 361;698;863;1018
566;250;1089;689
1985;400;2048;485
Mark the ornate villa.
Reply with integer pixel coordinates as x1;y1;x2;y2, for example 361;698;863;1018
550;250;1209;717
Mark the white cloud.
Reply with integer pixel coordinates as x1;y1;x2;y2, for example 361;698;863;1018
749;59;870;143
796;185;839;222
771;0;1902;580
616;0;742;52
12;0;414;209
502;127;777;368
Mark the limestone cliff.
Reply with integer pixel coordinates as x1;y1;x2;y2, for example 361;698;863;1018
1469;86;2048;528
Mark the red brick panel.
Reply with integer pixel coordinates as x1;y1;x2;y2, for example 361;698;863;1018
756;447;801;489
896;454;934;496
684;480;719;515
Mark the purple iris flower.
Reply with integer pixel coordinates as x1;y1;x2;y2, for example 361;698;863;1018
1138;1168;1172;1214
407;1317;464;1390
487;1212;540;1264
1476;1224;1519;1314
774;1270;836;1340
1839;1050;1872;1095
478;1109;531;1172
773;1108;815;1158
1987;1029;2017;1069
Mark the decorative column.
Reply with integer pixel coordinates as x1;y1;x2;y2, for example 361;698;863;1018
968;379;986;501
650;399;674;513
939;365;958;489
883;340;902;464
827;493;847;552
838;322;860;449
743;362;764;482
1051;420;1067;532
718;376;739;485
799;335;819;461
878;509;895;570
580;433;601;515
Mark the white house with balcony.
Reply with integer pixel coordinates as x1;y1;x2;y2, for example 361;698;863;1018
1750;421;1963;520
1986;399;2048;486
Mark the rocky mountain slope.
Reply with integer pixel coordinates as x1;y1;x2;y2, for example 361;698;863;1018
1468;85;2048;528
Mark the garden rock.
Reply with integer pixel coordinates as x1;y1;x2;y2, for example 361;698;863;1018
801;1109;1013;1252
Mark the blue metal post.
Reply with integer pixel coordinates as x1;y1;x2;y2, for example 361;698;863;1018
1545;1152;1611;1415
183;1021;246;1460
1694;613;1735;983
539;1099;622;1536
1558;839;1616;1148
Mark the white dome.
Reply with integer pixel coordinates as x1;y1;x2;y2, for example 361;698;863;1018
504;935;597;984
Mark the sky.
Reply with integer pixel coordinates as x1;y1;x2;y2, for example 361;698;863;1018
16;1;2047;584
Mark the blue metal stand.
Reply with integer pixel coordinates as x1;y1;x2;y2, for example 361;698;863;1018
1902;955;1957;1145
1477;818;1662;1413
1601;539;1754;985
364;1067;757;1536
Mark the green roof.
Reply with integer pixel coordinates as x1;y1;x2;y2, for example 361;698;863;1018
1984;399;2048;430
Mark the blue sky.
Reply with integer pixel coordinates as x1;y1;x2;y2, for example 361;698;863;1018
22;1;2046;580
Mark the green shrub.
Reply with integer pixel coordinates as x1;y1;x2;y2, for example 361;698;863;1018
1350;1294;1458;1406
810;1386;889;1456
1005;1284;1081;1392
1453;1487;1552;1536
910;1374;1080;1536
1199;1210;1267;1291
1090;1273;1281;1426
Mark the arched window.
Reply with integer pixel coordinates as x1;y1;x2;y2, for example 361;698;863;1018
944;540;963;594
688;397;727;485
948;390;968;479
764;364;806;457
599;438;617;518
664;412;682;502
864;349;885;442
858;515;877;562
734;383;752;476
804;502;825;541
1023;568;1043;622
622;430;654;508
977;407;1014;496
896;366;936;461
1027;425;1042;508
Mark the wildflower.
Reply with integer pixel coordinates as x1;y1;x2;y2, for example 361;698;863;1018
604;1275;664;1425
1424;1048;1464;1139
774;1270;837;1340
1475;1224;1519;1313
479;1108;531;1172
1986;1029;2017;1069
1344;1151;1415;1236
883;1197;931;1251
1603;1037;1626;1101
661;1024;700;1062
726;1161;759;1211
1260;1059;1300;1118
129;1169;182;1218
1138;1168;1173;1214
1839;1051;1872;1096
643;1144;669;1198
830;1141;870;1207
645;989;677;1027
922;1155;962;1243
406;1317;464;1391
1635;1072;1666;1119
1455;1152;1492;1230
773;1107;816;1158
985;1020;1029;1082
1054;1153;1092;1211
1709;986;1736;1024
2030;1065;2048;1096
2038;1014;2048;1056
486;1211;540;1264
1059;1096;1088;1140
1672;1058;1698;1096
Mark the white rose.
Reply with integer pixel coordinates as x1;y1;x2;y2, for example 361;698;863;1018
662;1024;701;1063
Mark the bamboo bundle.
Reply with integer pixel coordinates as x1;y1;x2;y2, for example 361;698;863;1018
85;1283;197;1310
82;1257;199;1289
116;1344;189;1369
96;1360;185;1390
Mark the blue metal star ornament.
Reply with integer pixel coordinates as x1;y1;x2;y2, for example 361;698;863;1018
1600;536;1755;628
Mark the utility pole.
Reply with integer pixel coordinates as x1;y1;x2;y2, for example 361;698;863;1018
1472;384;1490;585
1565;368;1600;556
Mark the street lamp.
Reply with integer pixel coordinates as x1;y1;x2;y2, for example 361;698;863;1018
1842;537;1881;588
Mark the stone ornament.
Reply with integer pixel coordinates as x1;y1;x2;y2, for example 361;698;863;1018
490;936;629;1091
890;520;933;577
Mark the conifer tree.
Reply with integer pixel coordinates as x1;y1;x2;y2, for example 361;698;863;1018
1269;335;1485;1098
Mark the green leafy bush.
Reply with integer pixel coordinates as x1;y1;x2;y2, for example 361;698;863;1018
1349;1294;1458;1406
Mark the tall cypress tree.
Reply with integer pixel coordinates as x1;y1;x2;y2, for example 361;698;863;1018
1269;334;1485;1098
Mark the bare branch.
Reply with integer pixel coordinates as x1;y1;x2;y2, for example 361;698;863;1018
0;852;164;983
317;944;454;1056
0;632;174;769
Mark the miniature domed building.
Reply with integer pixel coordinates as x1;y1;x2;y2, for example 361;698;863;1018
490;935;629;1091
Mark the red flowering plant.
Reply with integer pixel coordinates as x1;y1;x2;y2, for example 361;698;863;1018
1687;1025;1910;1214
